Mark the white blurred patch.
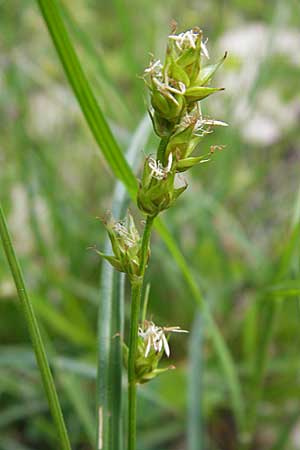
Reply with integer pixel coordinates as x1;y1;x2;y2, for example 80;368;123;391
220;24;267;60
292;422;300;446
0;279;15;298
216;24;300;145
242;113;280;146
9;184;32;253
28;87;70;138
174;173;187;189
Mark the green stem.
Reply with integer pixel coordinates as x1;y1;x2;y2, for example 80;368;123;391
0;203;71;450
127;215;154;450
156;135;170;163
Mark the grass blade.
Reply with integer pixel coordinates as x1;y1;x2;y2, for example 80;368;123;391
0;203;72;450
97;258;118;450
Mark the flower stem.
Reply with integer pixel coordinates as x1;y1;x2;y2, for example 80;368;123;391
156;135;170;163
127;215;154;450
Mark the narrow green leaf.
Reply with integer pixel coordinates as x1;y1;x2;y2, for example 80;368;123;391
185;86;224;101
0;204;72;450
265;280;300;298
141;283;151;324
196;52;227;86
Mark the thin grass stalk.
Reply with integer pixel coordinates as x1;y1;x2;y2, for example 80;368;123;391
97;255;114;450
128;215;154;450
97;255;126;450
110;271;125;450
0;203;72;450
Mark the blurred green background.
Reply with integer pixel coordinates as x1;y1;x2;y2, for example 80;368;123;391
1;0;300;449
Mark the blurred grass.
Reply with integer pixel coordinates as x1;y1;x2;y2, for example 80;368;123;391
1;0;300;449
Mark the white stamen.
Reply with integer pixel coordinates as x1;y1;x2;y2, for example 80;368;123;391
162;333;170;357
166;82;186;95
168;30;200;51
193;117;228;137
201;38;210;59
148;158;165;180
138;321;188;358
145;337;151;357
148;154;172;181
198;119;228;127
145;59;163;75
166;152;173;172
163;326;188;333
112;222;136;247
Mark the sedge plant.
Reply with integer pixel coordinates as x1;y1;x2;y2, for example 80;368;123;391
97;25;228;450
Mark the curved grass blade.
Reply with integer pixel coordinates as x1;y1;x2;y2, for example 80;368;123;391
0;203;72;450
265;280;300;299
35;0;245;429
